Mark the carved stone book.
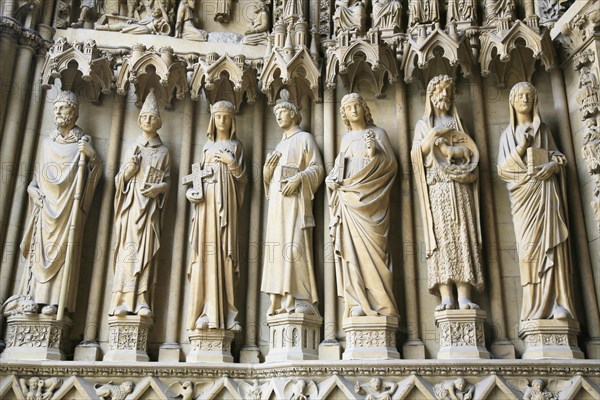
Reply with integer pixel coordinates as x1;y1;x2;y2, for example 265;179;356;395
142;165;165;188
527;147;549;176
280;165;300;191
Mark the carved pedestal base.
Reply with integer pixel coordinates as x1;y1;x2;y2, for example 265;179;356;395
342;316;399;360
519;319;584;359
1;314;71;361
266;313;322;362
103;315;152;362
435;310;490;359
187;330;235;363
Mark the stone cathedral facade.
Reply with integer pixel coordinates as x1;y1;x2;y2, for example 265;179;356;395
0;0;599;398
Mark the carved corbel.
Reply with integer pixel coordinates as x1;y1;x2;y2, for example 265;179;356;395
190;53;258;110
479;20;556;87
40;38;114;103
116;44;188;109
325;29;399;97
401;28;473;89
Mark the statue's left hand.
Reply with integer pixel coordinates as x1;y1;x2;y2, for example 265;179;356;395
214;149;235;167
533;161;559;180
282;174;301;196
141;183;165;198
79;139;95;159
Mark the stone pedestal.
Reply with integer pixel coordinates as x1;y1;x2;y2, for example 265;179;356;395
342;316;399;360
103;315;152;362
187;330;235;363
266;313;322;362
519;319;584;359
435;310;490;359
1;314;71;361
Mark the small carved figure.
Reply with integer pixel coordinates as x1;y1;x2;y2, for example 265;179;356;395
577;66;599;118
261;90;324;316
71;0;99;28
242;2;269;45
282;0;305;21
16;91;101;316
284;379;318;400
166;381;198;400
95;381;134;400
412;75;484;311
215;0;233;22
185;101;247;331
19;377;61;400
238;379;264;400
497;82;576;321
333;0;366;35
408;0;439;27
523;379;558;400
435;137;473;165
175;0;208;41
110;89;170;318
1;294;37;316
95;5;170;35
485;0;515;24
327;93;398;318
372;0;402;31
447;0;476;23
433;378;475;400
355;378;398;400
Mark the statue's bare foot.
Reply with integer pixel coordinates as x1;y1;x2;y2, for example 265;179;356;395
458;299;479;310
112;305;128;316
351;306;366;317
41;305;57;315
137;306;152;317
295;304;313;314
195;316;209;330
435;299;454;311
553;304;569;320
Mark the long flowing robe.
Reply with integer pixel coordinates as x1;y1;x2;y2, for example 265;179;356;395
333;1;366;34
186;139;246;330
175;2;207;41
19;127;101;311
328;126;398;318
372;0;401;30
497;122;575;321
112;135;170;313
261;128;324;311
411;118;484;295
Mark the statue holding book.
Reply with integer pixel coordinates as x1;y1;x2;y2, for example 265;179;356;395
110;90;171;317
261;90;324;316
497;82;576;321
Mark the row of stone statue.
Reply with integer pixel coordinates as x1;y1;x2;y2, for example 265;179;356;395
3;75;575;340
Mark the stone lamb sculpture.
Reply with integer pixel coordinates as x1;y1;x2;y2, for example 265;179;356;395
435;137;472;165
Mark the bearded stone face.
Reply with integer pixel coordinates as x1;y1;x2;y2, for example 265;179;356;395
53;101;78;128
431;81;454;112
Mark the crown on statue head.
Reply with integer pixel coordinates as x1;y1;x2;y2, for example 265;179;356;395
210;100;235;114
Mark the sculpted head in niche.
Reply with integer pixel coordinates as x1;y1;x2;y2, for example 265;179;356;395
274;89;301;130
340;93;374;130
207;100;237;141
427;75;454;113
509;81;537;116
138;89;162;135
53;90;79;132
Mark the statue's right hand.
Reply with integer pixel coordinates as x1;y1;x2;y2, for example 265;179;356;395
28;186;44;208
325;177;339;191
186;188;203;203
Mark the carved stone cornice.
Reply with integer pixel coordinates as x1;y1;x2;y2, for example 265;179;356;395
325;29;398;98
0;16;49;54
40;38;114;103
190;53;258;109
116;44;188;109
479;20;556;87
401;27;473;88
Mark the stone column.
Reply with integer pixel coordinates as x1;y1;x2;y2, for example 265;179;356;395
73;94;126;361
0;44;34;252
471;71;516;359
239;95;264;364
396;80;426;359
0;32;18;134
0;53;46;351
550;66;600;358
157;97;195;362
318;88;341;360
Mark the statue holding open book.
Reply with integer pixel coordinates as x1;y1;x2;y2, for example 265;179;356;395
497;82;576;322
110;89;170;318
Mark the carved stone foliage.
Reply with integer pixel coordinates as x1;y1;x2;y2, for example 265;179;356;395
402;28;473;88
326;29;398;97
259;19;321;105
4;315;70;357
479;20;556;87
555;2;600;60
190;53;258;109
104;315;153;362
108;321;148;352
519;319;583;359
187;330;235;363
95;381;134;400
40;38;114;103
116;44;188;109
19;377;62;400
